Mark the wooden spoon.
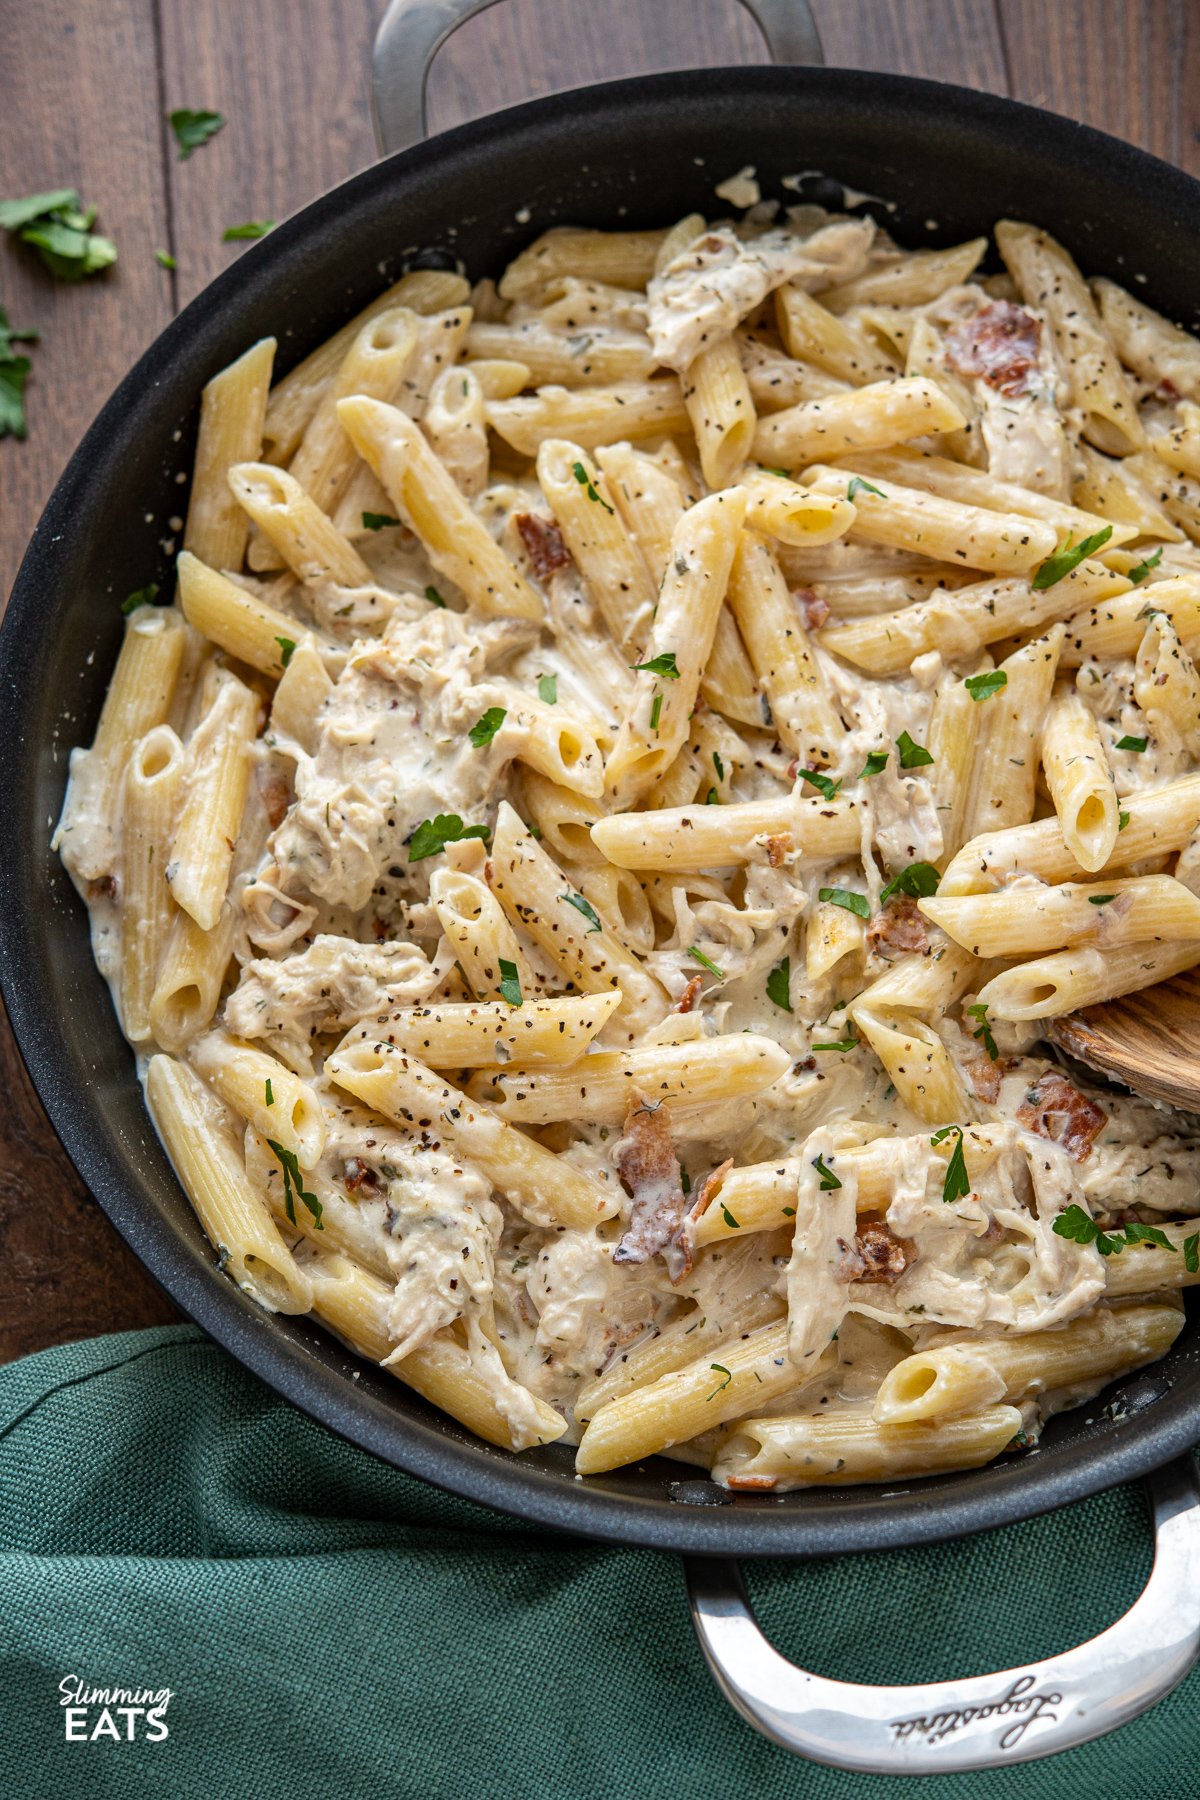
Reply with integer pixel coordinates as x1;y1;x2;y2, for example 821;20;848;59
1046;967;1200;1113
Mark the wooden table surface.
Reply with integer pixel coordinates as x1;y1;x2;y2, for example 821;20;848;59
1;0;1197;1361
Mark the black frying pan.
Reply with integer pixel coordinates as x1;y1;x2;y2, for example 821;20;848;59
3;0;1200;1771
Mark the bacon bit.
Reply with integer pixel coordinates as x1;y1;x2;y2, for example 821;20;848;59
765;832;790;869
944;299;1042;399
599;1318;650;1373
515;512;572;581
675;974;704;1014
966;1053;1011;1105
371;915;389;941
613;1090;686;1266
257;767;292;830
1016;1071;1108;1162
725;1473;779;1492
664;1156;733;1285
867;894;928;956
86;874;117;902
1159;377;1181;401
785;757;800;783
854;1219;916;1284
793;586;830;630
344;1156;381;1195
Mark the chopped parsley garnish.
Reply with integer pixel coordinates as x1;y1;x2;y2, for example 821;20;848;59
0;189;117;280
649;692;663;732
858;749;889;779
362;511;401;531
812;1030;858;1053
0;305;39;440
274;635;296;668
801;767;841;801
498;957;523;1007
223;220;274;241
896;730;934;769
632;651;680;680
965;669;1008;702
687;946;725;979
766;957;792;1012
879;861;940;905
1053;1203;1180;1258
707;1363;733;1400
705;786;720;804
1032;525;1113;590
169;108;226;160
812;1153;841;1190
408;813;489;861
155;249;176;270
264;1078;274;1106
846;476;887;501
1115;734;1147;752
931;1125;970;1204
759;465;790;478
538;672;557;705
1128;546;1164;585
1088;893;1116;906
720;1204;740;1230
468;706;506;748
712;750;725;781
560;890;603;934
819;886;870;919
267;1139;323;1229
1119;810;1131;831
966;1002;998;1061
425;585;446;608
1186;1234;1200;1274
121;583;161;616
571;459;613;511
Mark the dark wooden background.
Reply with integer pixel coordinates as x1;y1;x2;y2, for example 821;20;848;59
2;0;1198;1360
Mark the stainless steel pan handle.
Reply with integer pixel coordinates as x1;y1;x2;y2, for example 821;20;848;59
686;1455;1200;1773
371;0;824;157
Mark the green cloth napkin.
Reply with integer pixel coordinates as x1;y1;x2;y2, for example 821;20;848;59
0;1323;1195;1800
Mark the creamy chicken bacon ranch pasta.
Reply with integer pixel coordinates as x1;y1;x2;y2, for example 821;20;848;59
56;191;1200;1490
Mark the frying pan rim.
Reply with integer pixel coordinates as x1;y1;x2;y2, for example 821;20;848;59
2;61;1198;1556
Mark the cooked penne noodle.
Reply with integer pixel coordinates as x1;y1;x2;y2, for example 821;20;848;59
996;220;1145;455
326;1038;618;1230
1094;277;1200;402
184;337;276;570
262;269;469;462
119;726;186;1042
752;376;966;470
177;551;320;676
591;791;861;872
486;380;690;456
54;605;185;883
978;939;1200;1020
959;627;1062;840
465;317;656;385
288;306;420;514
166;673;257;933
337;397;542;620
344;992;621;1066
817;238;987;311
229;462;373;588
775;286;899;385
429;864;541;1001
923;875;1200;958
535;439;656;649
469;1033;791;1125
683;335;756;488
1041;687;1121;871
147;1054;313;1314
711;1406;1023;1490
802;463;1058;574
727;532;843;764
874;1302;1184;1424
190;1029;326;1169
737;469;856;548
498;227;667;302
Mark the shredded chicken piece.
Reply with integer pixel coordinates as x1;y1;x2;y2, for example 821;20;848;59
793;586;829;631
1016;1072;1108;1163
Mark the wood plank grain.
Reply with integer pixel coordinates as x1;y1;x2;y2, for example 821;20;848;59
812;0;1007;88
998;0;1200;172
0;0;173;604
157;0;382;308
0;0;179;1361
